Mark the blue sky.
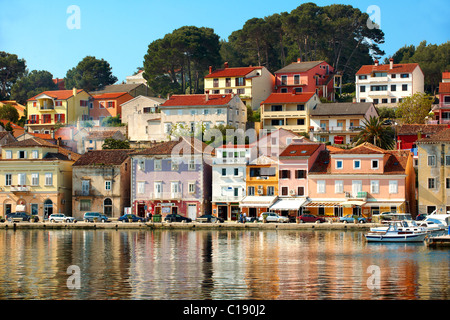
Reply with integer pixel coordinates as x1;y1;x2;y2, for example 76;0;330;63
0;0;449;83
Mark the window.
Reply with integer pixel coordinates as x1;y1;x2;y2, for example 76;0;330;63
293;74;300;85
105;180;111;191
297;119;305;126
235;77;245;86
281;187;289;196
317;180;326;194
297;104;305;111
389;180;398;194
391;98;397;103
104;198;113;216
80;200;91;211
359;75;367;80
336;160;343;169
248;186;255;196
18;151;27;159
402;84;408;91
446;178;450;189
428;178;436;189
31;204;38;216
138;159;145;171
154;159;161;171
353;160;361;169
221;168;227;176
360;86;366;93
371;160;379;169
137;182;145;194
213;78;219;87
234;168;239;176
391;74;396;79
373;72;387;77
445;155;450;166
371;180;380;194
280;170;290;179
5;150;12;159
32;150;39;159
335;180;344;194
382;99;388;104
5;174;11;186
188;183;195;194
55;114;65;123
171;159;179;171
154;182;162;195
18;173;26;185
225;78;231;87
352;180;363;195
99;101;106;109
400;74;409;78
81;180;89;195
31;173;39;186
188;160;195;171
297;186;305;196
267;186;275;196
391;84;396;92
295;170;306;179
370;85;388;91
280;75;287;85
428;155;436;166
271;105;282;112
171;182;179;195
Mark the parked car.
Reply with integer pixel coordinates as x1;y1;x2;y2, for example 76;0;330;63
6;212;38;222
298;214;325;223
83;212;109;223
49;213;76;223
196;214;224;223
118;214;144;223
259;212;289;223
339;214;366;224
164;214;192;223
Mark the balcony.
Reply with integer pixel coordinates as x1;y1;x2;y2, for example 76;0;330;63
212;196;244;203
346;191;368;201
40;106;55;111
262;111;307;118
313;126;364;134
213;158;248;165
10;186;31;192
148;192;182;200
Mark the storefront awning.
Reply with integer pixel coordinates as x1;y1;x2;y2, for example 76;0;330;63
342;200;367;207
304;201;343;208
270;198;307;211
364;201;405;208
239;196;278;208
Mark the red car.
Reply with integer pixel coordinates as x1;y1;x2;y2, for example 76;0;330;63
298;214;326;223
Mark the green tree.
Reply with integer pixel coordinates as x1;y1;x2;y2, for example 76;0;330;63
0;51;26;100
65;56;118;91
0;104;19;123
395;92;434;124
102;138;130;150
355;116;395;150
10;70;57;104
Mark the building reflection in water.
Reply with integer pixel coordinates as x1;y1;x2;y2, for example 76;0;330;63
0;229;448;300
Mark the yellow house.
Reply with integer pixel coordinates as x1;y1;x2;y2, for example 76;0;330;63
416;128;450;215
204;63;274;110
26;88;91;134
0;137;80;219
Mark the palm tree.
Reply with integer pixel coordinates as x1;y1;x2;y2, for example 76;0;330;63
354;116;395;150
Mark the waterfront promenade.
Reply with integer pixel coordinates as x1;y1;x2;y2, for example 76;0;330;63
0;221;379;231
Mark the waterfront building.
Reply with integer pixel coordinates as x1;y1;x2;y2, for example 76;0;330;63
121;95;166;143
355;59;424;107
130;137;212;220
274;59;340;101
204;63;274;110
240;155;279;220
272;142;325;219
211;143;257;221
416;128;450;215
72;149;133;220
89;92;134;123
0;136;80;219
158;93;247;141
308;102;378;145
307;143;416;219
260;92;320;134
26;88;91;133
431;71;450;124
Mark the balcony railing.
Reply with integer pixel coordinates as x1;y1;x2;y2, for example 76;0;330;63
212;196;244;202
10;186;31;192
213;158;248;165
40;106;55;111
313;126;364;134
148;192;182;200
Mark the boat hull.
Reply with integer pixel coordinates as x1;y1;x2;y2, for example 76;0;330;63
365;233;427;242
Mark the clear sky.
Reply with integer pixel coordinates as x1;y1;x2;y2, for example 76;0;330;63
0;0;449;83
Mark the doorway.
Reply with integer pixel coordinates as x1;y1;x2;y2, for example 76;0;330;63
44;199;53;219
187;204;197;220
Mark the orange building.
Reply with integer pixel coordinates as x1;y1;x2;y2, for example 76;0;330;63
89;92;134;122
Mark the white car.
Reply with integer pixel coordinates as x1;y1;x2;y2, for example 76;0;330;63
49;214;76;223
259;212;289;223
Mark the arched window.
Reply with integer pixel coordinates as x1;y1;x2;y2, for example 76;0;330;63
44;199;53;218
104;198;112;217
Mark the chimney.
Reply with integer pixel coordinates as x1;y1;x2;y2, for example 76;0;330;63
297;58;301;63
73;87;77;97
374;59;379;67
209;66;212;74
224;62;229;69
389;58;394;70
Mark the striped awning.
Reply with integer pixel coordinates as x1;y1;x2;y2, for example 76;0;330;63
304;201;343;208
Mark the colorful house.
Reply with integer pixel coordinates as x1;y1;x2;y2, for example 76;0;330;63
239;155;279;219
355;59;424;106
204;63;274;110
130;137;212;220
308;102;378;145
307;143;416;219
26;88;91;133
274;59;340;101
260;92;320;134
0;136;80;219
431;71;450;124
89;92;134;123
72;149;132;220
272;142;325;219
416;128;450;215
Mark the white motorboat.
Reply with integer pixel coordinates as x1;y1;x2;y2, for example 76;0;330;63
416;218;447;233
370;220;426;233
365;222;428;243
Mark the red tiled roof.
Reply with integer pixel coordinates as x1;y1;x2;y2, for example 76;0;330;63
439;82;450;94
279;143;321;157
417;128;450;143
204;66;262;78
261;92;316;104
356;63;420;75
161;94;233;107
132;137;211;156
92;92;129;100
397;124;449;136
0;120;24;130
73;149;133;166
28;89;84;101
329;142;386;155
443;71;450;80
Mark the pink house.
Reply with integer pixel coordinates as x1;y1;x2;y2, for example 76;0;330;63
274;59;338;101
306;143;416;219
432;71;450;124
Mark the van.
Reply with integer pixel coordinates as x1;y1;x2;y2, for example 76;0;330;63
83;212;109;222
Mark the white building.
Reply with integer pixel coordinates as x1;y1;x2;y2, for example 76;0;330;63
126;70;147;85
355;59;424;107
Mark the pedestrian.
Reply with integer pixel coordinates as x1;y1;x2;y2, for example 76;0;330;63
239;213;243;223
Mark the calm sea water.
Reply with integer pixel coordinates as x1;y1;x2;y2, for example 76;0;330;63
0;229;448;300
